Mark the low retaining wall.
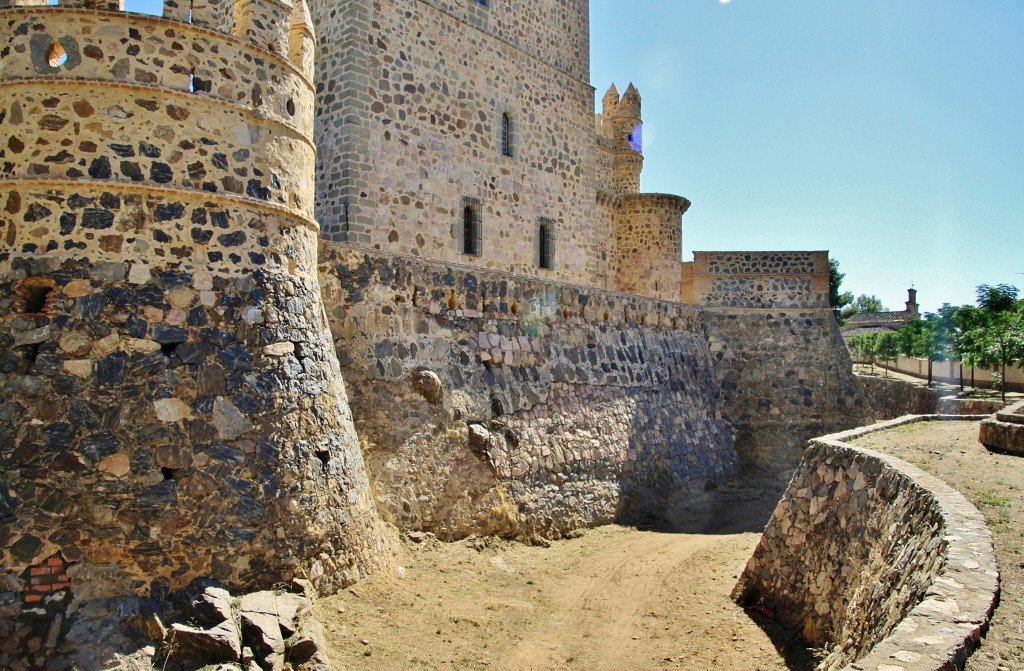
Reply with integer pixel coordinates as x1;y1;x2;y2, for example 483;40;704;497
733;417;999;671
979;400;1024;455
857;375;1004;422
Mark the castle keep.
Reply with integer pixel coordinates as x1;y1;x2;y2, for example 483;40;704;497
0;0;861;665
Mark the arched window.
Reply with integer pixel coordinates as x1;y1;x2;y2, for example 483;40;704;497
462;198;481;256
538;217;554;270
501;112;513;158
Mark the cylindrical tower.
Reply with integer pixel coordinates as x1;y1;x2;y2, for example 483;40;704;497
614;193;689;301
0;0;388;657
609;83;644;194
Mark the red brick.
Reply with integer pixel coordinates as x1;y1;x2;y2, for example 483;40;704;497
47;557;64;568
51;582;71;591
24;594;42;603
54;573;69;582
29;567;50;576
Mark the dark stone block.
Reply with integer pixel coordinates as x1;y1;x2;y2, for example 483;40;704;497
150;162;173;183
96;351;128;386
152;325;187;344
138;481;177;509
59;212;77;235
200;327;233;347
10;534;41;562
120;161;144;181
88;156;112;179
52;374;81;396
124;316;148;339
217;343;252;371
191;227;213;244
22;203;51;223
43;422;76;451
130;448;154;473
217;231;246;247
80;431;118;461
82;209;114;230
154;202;185;222
99;192;121;210
159;271;191;287
73;292;105;319
176;341;214;365
104;286;134;306
67;400;103;429
136;284;166;305
138;142;161;158
109;143;135;157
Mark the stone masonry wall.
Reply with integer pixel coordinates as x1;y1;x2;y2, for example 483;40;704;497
703;308;865;479
312;0;609;287
0;6;390;665
318;243;738;539
685;251;830;309
734;418;999;671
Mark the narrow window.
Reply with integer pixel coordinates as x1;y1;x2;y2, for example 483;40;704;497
538;218;554;270
501;112;513;158
462;199;481;256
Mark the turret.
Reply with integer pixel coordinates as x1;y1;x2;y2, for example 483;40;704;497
0;1;386;663
607;82;644;193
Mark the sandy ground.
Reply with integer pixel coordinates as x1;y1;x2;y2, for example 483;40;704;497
852;420;1024;671
315;524;810;671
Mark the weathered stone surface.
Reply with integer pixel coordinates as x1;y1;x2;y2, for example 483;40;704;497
979;400;1024;454
153;398;192;423
734;417;1000;671
171;619;243;662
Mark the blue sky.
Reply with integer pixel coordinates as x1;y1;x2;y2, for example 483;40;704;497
591;0;1024;313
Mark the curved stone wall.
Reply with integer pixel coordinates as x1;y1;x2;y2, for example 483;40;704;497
319;244;738;539
0;8;388;653
614;193;689;302
733;417;999;671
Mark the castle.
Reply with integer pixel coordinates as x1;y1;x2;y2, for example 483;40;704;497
0;0;860;665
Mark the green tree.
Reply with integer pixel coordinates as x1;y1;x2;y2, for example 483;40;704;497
975;284;1024;401
829;258;854;324
875;331;900;377
839;294;886;324
849;333;879;372
896;313;950;386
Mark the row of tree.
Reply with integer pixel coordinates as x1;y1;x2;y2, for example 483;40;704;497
846;284;1024;401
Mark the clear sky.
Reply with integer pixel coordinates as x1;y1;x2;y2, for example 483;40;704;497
591;0;1024;313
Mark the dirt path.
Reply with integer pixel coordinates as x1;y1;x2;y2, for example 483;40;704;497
852;420;1024;671
315;526;805;671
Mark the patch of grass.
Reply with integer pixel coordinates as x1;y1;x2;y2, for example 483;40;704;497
977;490;1012;509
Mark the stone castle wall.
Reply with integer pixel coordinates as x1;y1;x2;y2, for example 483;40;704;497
318;243;738;539
0;4;390;663
683;251;830;309
704;308;865;478
734;418;999;671
312;0;610;287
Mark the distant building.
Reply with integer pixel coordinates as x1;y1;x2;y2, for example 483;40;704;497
841;289;920;337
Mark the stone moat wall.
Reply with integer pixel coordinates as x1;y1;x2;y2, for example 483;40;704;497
703;308;865;479
734;417;999;671
318;244;738;539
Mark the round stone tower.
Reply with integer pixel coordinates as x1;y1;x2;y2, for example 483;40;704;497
609;83;644;194
0;0;389;635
